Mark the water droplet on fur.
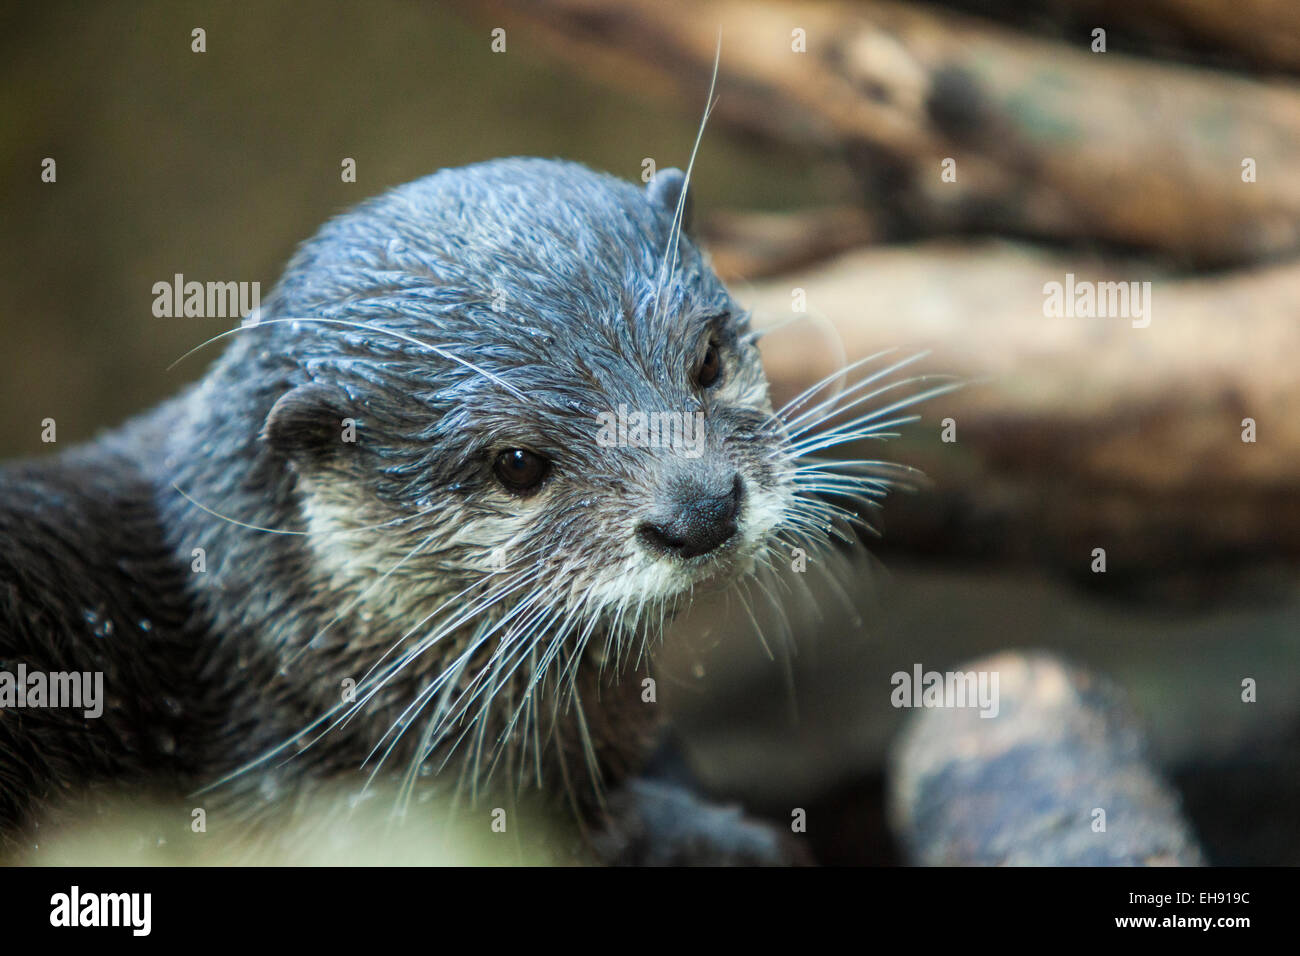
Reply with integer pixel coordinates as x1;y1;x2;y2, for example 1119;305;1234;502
83;608;113;638
137;618;153;633
692;662;707;679
155;732;176;755
162;696;184;717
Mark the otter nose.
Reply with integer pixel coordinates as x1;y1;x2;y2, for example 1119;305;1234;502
638;475;743;560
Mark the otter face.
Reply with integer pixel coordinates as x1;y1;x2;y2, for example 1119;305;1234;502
466;296;793;619
234;157;938;786
259;159;802;649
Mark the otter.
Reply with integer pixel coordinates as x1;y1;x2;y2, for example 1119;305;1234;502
0;157;935;863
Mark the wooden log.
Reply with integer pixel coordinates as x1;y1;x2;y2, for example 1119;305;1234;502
888;651;1206;865
700;206;877;280
743;240;1300;571
464;0;1300;266
1036;0;1300;74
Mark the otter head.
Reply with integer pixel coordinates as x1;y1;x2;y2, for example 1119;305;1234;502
256;159;799;663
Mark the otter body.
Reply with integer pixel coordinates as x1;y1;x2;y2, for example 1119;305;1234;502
0;411;217;835
0;159;862;862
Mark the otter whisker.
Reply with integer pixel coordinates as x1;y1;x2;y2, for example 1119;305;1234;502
792;475;891;498
280;530;442;673
476;591;588;774
778;359;941;439
792;473;892;500
424;589;588;803
787;397;955;458
192;590;473;795
168;315;526;400
735;574;777;661
653;30;722;326
405;578;570;771
765;347;902;426
169;483;312;536
484;598;607;808
346;586;531;745
596;599;628;680
202;565;546;793
766;534;832;631
770;349;926;435
739;571;800;722
792;456;924;480
786;374;962;442
486;603;600;799
359;570;554;760
742;305;849;395
366;584;555;805
568;679;605;802
170;481;437;538
790;492;879;530
551;603;607;718
352;545;552;692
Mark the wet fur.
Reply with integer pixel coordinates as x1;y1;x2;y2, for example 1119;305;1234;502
0;158;941;859
0;159;790;843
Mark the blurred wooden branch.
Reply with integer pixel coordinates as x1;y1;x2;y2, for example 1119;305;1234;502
700;206;877;279
1061;0;1300;73
469;0;1300;266
747;241;1300;571
889;652;1206;865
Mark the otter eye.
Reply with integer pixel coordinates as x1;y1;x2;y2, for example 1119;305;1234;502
493;448;549;494
695;341;722;389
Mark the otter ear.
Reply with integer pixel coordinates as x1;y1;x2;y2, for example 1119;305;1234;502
646;167;693;233
262;383;357;463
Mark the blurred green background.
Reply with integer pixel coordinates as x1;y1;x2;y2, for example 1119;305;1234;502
0;0;837;457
